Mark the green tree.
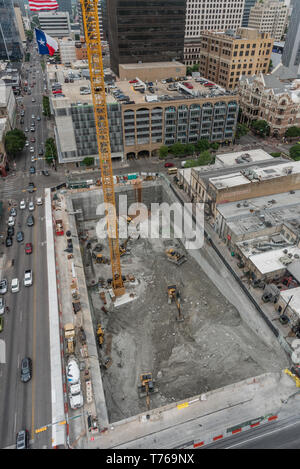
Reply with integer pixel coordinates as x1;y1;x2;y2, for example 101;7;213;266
184;150;213;168
159;145;168;159
170;142;185;157
251;119;270;137
43;95;51;117
184;143;195;155
5;128;26;157
195;139;210;153
45;138;57;164
236;123;249;139
285;126;300;139
210;142;219;151
289;144;300;161
25;30;33;42
82;157;94;166
270;152;281;157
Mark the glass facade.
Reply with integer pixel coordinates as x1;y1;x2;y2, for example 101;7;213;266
0;0;23;61
107;0;187;76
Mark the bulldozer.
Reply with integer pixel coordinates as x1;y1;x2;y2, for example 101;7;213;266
167;285;184;322
138;373;157;410
92;252;110;264
96;324;104;348
165;248;187;266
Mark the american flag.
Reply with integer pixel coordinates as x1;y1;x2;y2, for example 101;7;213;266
28;0;59;11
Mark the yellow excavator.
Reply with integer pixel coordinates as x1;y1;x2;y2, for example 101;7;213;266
167;285;184;322
92;252;110;264
165;248;187;266
138;373;154;410
96;324;104;348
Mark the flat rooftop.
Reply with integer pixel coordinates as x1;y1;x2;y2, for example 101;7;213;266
249;246;300;276
215;149;273;167
119;61;184;71
51;80;117;109
280;287;300;316
209;161;300;191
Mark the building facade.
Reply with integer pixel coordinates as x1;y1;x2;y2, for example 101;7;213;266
248;0;288;42
241;0;258;27
0;0;23;61
58;0;72;17
59;38;77;65
77;0;105;41
238;64;300;137
199;28;273;90
106;0;187;77
185;0;245;39
38;11;71;39
282;0;300;76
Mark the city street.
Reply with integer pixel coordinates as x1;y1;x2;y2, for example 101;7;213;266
0;44;52;449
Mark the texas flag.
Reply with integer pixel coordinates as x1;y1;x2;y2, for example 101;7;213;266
35;28;58;56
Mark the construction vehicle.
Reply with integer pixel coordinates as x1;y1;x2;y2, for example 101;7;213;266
64;323;75;355
96;324;104;348
80;0;124;297
165;248;187;266
167;285;184;322
66;357;84;409
120;237;130;257
138;373;157;410
55;219;64;236
92;252;110;264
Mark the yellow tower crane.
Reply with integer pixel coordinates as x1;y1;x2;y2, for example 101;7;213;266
80;0;125;297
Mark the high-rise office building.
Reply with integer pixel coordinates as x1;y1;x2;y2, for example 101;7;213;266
248;0;288;41
77;0;105;40
282;0;300;75
58;0;72;18
242;0;258;27
185;0;245;38
38;11;71;38
106;0;187;77
0;0;23;61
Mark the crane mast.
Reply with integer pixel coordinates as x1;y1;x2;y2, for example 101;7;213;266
80;0;125;297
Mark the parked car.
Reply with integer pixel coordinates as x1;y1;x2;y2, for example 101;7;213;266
164;162;174;168
7;226;14;237
21;357;32;382
27;215;34;226
17;231;24;242
5;237;12;247
10;207;17;217
0;317;3;332
25;242;32;254
7;216;15;226
0;297;5;315
42;170;49;176
0;279;8;295
11;278;19;293
16;430;29;449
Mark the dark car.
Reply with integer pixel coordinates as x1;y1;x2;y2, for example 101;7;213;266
20;118;24;124
148;87;155;94
16;430;29;449
9;207;17;217
27;215;34;227
42;170;49;176
20;357;32;383
27;182;35;193
7;226;14;237
38;148;43;156
17;231;24;242
29;166;35;174
5;237;12;247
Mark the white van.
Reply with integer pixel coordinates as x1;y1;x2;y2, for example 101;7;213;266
11;278;19;293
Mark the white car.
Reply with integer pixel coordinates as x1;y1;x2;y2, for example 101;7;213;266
20;200;26;210
7;216;15;226
11;278;19;293
25;141;29;147
24;270;32;287
0;297;5;315
36;197;43;206
31;155;35;162
28;201;34;211
30;147;34;153
0;279;7;294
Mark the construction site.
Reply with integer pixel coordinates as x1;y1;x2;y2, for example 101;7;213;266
57;175;289;424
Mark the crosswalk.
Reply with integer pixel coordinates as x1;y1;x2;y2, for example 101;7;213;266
0;173;45;197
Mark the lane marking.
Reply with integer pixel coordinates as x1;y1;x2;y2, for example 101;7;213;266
225;420;300;448
31;220;38;440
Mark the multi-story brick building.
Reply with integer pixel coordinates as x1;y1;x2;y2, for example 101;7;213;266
199;28;273;90
248;0;288;42
238;63;300;137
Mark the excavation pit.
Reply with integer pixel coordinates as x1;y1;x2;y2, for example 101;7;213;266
66;176;288;423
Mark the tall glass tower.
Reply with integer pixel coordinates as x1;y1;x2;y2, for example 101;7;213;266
0;0;23;61
282;0;300;76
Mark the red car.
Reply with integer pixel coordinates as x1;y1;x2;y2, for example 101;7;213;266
164;162;174;168
129;79;138;84
183;82;193;89
204;82;214;87
30;137;35;143
25;242;32;254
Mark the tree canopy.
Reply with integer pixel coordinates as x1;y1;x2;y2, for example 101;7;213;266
5;128;26;157
251;119;270;137
285;126;300;138
289;144;300;161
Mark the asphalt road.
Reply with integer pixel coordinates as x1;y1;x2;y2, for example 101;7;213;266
0;45;52;449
